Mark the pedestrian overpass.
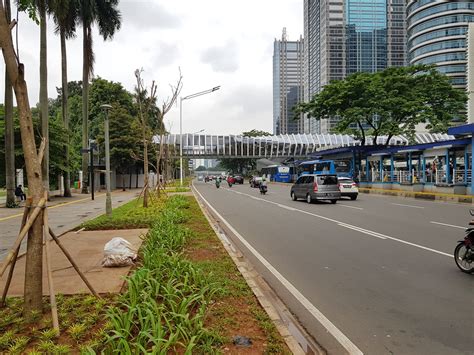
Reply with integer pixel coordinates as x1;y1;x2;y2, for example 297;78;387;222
156;132;453;159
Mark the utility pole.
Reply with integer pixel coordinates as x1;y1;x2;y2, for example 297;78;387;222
101;104;113;216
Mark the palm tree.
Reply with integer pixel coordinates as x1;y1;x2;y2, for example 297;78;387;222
50;0;78;197
78;0;121;194
4;0;15;207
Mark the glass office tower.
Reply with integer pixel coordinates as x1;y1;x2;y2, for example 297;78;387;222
273;29;305;135
304;0;406;133
407;1;474;89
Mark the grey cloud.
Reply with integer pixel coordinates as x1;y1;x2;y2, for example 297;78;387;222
120;1;181;29
200;41;239;73
220;85;271;114
150;42;180;67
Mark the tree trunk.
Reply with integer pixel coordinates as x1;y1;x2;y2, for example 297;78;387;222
60;29;71;197
81;25;89;194
0;3;45;315
357;121;366;146
4;0;15;207
143;135;148;208
39;1;49;195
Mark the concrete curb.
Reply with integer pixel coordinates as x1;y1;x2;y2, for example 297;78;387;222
359;187;473;204
192;186;324;355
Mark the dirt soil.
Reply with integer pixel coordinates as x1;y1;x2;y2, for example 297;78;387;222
0;229;147;295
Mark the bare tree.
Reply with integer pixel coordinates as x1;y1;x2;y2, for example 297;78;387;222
155;70;183;195
134;69;157;208
0;1;45;315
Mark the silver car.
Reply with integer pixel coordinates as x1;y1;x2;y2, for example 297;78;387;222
290;174;341;204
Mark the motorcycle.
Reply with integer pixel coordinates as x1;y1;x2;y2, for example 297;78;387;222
228;180;233;187
454;209;474;273
259;185;267;195
215;180;221;189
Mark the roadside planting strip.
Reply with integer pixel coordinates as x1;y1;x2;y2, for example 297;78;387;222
223;187;452;258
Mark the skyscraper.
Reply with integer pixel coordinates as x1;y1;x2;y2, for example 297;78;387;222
304;0;406;133
273;29;305;135
407;1;474;90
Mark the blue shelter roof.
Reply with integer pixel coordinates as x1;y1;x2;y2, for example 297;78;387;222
448;124;474;136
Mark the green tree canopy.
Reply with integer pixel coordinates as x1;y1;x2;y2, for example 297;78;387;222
296;65;468;145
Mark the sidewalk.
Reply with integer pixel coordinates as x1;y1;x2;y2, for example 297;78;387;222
0;228;147;296
0;189;141;262
359;186;473;203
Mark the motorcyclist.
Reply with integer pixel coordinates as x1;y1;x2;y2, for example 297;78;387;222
227;175;234;187
216;176;221;188
259;177;267;193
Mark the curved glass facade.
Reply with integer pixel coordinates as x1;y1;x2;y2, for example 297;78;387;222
407;1;474;89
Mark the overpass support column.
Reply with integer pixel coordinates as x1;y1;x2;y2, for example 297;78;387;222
379;157;383;182
445;149;450;184
390;155;394;182
464;149;469;184
366;156;370;182
471;138;474;194
422;155;426;183
408;152;412;183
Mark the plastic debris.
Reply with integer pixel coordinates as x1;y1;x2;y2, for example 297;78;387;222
232;335;252;347
101;237;137;267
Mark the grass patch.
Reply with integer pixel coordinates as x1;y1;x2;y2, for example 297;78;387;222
166;177;192;188
0;294;115;354
165;187;191;193
80;197;165;230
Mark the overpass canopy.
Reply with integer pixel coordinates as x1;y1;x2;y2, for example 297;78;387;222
155;132;454;159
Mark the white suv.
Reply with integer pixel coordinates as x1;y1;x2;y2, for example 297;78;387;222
338;177;359;200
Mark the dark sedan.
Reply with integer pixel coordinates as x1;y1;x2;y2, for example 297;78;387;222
234;175;244;184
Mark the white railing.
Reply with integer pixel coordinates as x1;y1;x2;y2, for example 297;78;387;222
399;171;411;184
371;170;381;182
452;169;472;184
435;170;448;184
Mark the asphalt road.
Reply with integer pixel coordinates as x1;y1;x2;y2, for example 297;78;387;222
194;181;474;355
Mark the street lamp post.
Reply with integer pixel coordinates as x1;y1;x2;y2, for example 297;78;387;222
179;86;220;186
101;104;113;217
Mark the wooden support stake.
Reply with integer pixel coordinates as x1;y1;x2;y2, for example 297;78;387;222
0;197;47;277
0;199;31;307
43;206;60;335
48;227;100;298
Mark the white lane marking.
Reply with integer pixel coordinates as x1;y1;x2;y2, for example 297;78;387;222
338;204;363;210
391;203;424;209
227;189;452;258
193;185;364;355
337;223;387;240
430;221;466;230
277;204;297;211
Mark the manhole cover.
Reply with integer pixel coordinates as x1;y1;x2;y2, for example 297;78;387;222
57;225;64;228
118;200;123;203
78;214;88;217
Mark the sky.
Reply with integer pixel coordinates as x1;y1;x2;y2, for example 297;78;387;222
0;0;303;135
